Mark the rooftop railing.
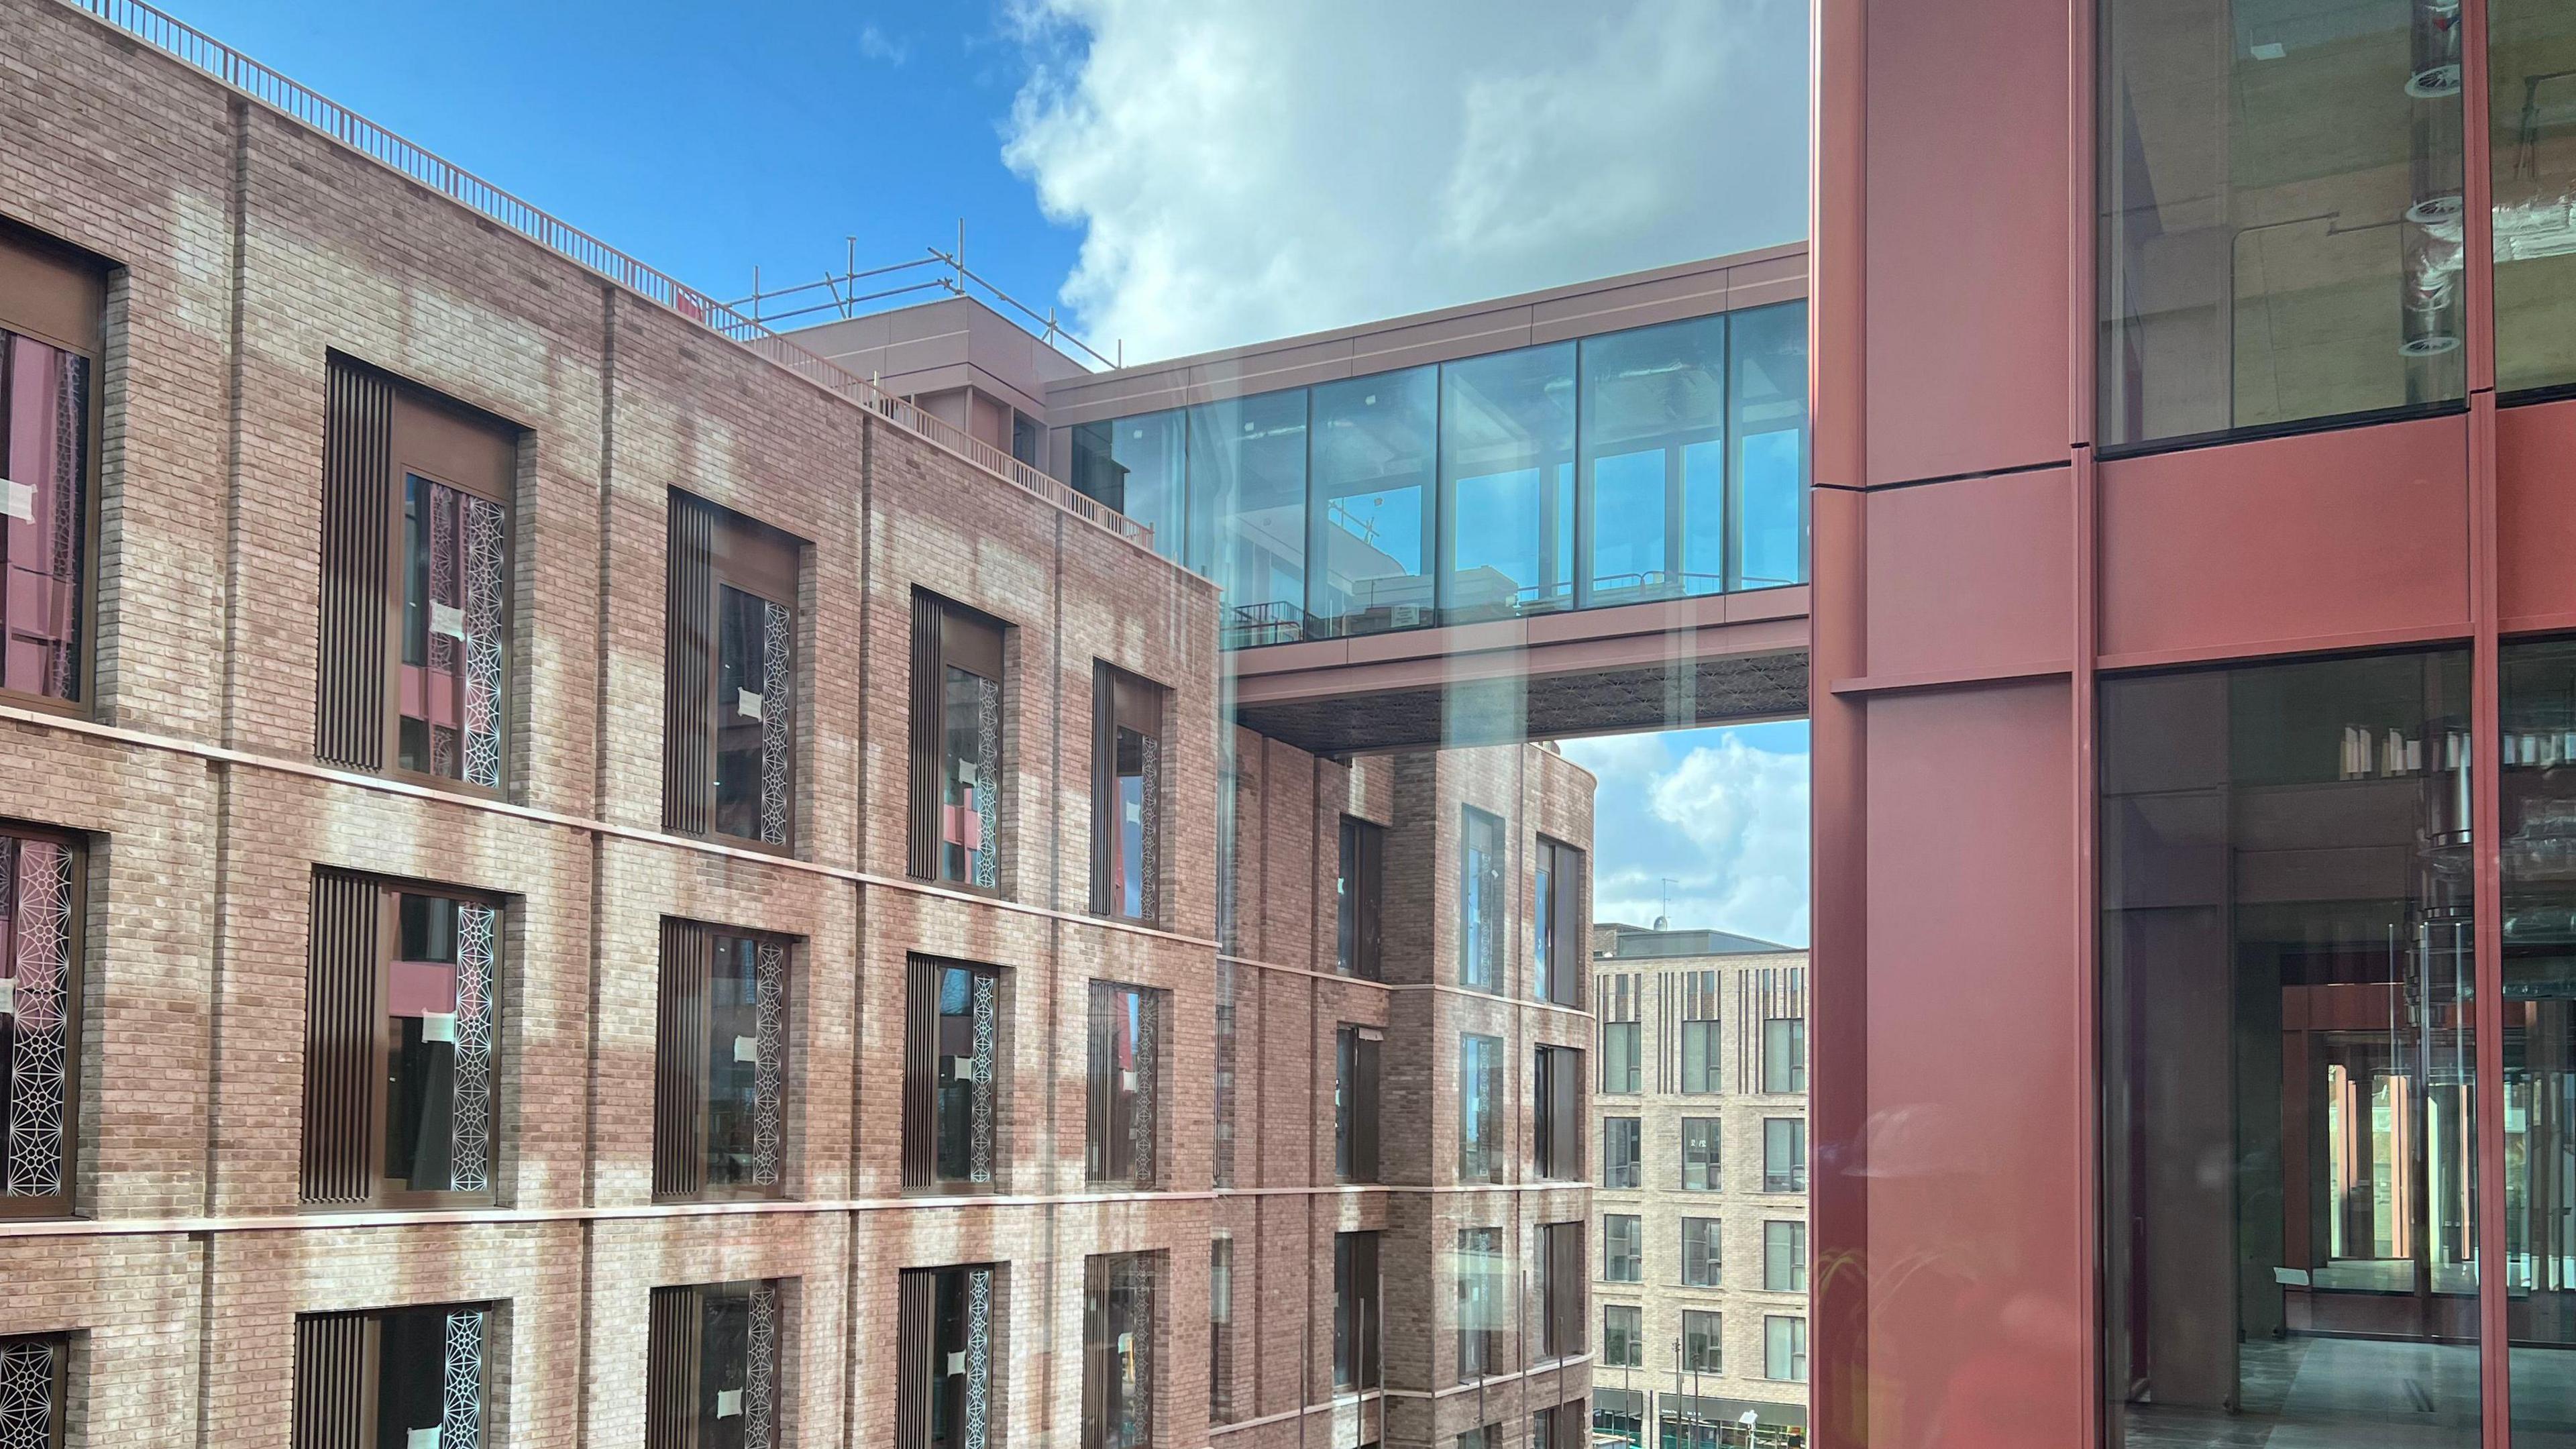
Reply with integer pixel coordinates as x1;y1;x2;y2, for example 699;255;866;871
60;0;1157;554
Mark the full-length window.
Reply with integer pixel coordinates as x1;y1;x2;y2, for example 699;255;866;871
2491;3;2576;391
904;956;1002;1191
896;1265;998;1449
1761;1014;1806;1094
1458;1033;1503;1183
300;872;501;1208
1086;982;1160;1187
1333;1230;1381;1389
1603;1305;1642;1367
1208;1239;1234;1424
1682;1118;1721;1192
910;592;1006;890
317;358;515;789
1189;390;1307;639
1682;1218;1722;1288
1091;666;1164;924
0;1333;66;1449
1307;366;1437;637
1534;1221;1583;1360
292;1304;488;1449
1336;816;1385;979
1604;1214;1642;1283
2502;637;2576;1438
1081;1252;1157;1449
1763;1316;1807;1383
653;921;790;1201
1762;1118;1805;1193
1440;343;1575;623
664;491;800;849
1460;806;1506;991
1454;1226;1504;1380
2099;0;2467;446
1577;314;1725;605
1764;1220;1807;1293
1601;1019;1640;1095
1534;1045;1581;1180
1533;838;1582;1006
1;826;79;1219
1681;1015;1721;1094
1336;1024;1381;1183
2103;648;2475;1448
0;226;97;712
1603;1116;1640;1189
1682;1311;1723;1375
647;1279;784;1449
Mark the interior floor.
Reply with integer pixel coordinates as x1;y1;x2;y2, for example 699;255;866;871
2119;1336;2526;1448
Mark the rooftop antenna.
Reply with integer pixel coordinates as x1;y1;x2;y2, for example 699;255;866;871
1655;877;1676;931
954;217;967;294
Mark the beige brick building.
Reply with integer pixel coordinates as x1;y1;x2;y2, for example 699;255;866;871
0;3;1597;1448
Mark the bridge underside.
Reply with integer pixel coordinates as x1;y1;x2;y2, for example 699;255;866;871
1226;587;1813;754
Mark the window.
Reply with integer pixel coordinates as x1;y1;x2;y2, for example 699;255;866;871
1762;1118;1805;1193
909;592;1006;890
1439;342;1575;623
1681;1218;1722;1288
904;956;1002;1191
1535;1221;1584;1361
1576;313;1726;604
1604;1214;1642;1283
1334;1230;1381;1389
1680;1017;1720;1093
2098;0;2465;446
653;921;790;1201
1454;1226;1503;1380
1086;982;1161;1187
1761;1016;1806;1094
299;872;502;1208
663;490;800;848
1336;1024;1382;1183
1764;1316;1807;1383
1456;1428;1498;1449
2502;637;2576;1431
1603;1305;1642;1367
1189;389;1307;641
0;1334;66;1448
1307;366;1437;637
1208;1238;1234;1424
896;1265;998;1449
1091;666;1164;923
1011;411;1042;467
1534;1045;1582;1180
1335;816;1385;979
1601;1021;1640;1095
316;357;516;788
1459;806;1505;990
292;1304;488;1449
1682;1311;1723;1375
1;825;80;1219
0;227;97;712
649;1279;784;1449
1764;1221;1808;1293
1458;1033;1503;1183
2493;2;2576;392
1593;1389;1646;1449
1681;1118;1721;1192
1533;838;1582;1006
1081;1252;1157;1449
1602;1116;1640;1189
1070;411;1186;564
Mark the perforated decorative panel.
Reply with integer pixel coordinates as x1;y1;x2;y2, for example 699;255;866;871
5;839;71;1198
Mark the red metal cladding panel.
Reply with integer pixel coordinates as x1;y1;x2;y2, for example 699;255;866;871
1862;0;2073;487
1864;466;2075;683
1863;680;2086;1449
2098;413;2473;664
2499;396;2576;632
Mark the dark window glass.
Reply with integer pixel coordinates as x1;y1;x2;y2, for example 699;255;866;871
1534;1045;1582;1180
1082;1252;1157;1449
385;891;500;1201
1764;1220;1807;1293
0;332;89;706
1308;366;1437;637
1459;1033;1503;1183
1762;1016;1807;1094
1536;1221;1583;1359
1440;343;1575;623
714;586;789;843
1682;1118;1722;1192
2099;0;2467;445
1683;1311;1723;1375
1333;1230;1381;1389
665;496;798;848
0;1334;66;1448
2103;647;2476;1447
1534;838;1583;1006
1577;314;1726;606
1208;1239;1234;1424
1086;983;1159;1187
1336;816;1385;979
1093;669;1163;924
907;961;1001;1190
1011;411;1042;468
1460;806;1506;991
378;1305;489;1449
1601;1021;1641;1095
2491;2;2576;392
1603;1116;1641;1189
649;1280;783;1449
0;828;80;1218
1682;1218;1723;1288
1681;1018;1721;1093
1455;1226;1503;1380
1762;1118;1805;1193
1603;1305;1642;1367
1604;1214;1643;1283
1336;1025;1382;1183
1086;411;1185;568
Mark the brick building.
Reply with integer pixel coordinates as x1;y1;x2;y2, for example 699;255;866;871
0;2;1596;1448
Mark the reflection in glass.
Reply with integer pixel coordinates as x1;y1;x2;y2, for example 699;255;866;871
2491;0;2576;392
1460;1033;1503;1183
714;584;791;846
1073;411;1187;564
2102;649;2477;1448
1082;1252;1156;1449
388;892;497;1197
1440;344;1575;622
1189;391;1307;642
2502;637;2576;1441
1;333;89;703
706;934;784;1191
2100;0;2467;446
1730;302;1809;589
1309;366;1437;637
1578;315;1726;604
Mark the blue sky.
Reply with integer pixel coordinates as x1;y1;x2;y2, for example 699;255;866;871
1562;723;1812;948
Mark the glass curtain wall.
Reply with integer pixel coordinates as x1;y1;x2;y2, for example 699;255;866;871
2491;0;2576;392
2102;647;2479;1448
1187;391;1307;639
1310;366;1439;637
2099;0;2469;447
2502;637;2576;1443
1578;316;1726;606
1440;343;1577;625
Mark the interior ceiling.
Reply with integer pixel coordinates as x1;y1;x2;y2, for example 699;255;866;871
1234;648;1811;756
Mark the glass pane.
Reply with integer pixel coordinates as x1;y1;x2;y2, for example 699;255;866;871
388;893;493;1195
1189;390;1307;645
932;967;996;1185
1309;366;1437;637
2500;637;2576;1438
1580;315;1726;607
1114;727;1148;920
2100;0;2467;445
2491;0;2576;390
705;936;782;1190
1110;411;1188;569
2;334;87;702
1440;343;1575;623
2102;647;2477;1448
1461;808;1505;990
1729;302;1807;590
378;1307;480;1449
714;586;789;845
941;665;1000;888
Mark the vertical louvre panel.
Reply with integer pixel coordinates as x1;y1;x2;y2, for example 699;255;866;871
300;871;379;1204
316;361;392;770
646;1285;704;1449
1089;665;1114;914
292;1312;371;1449
663;494;715;834
901;956;937;1188
909;594;943;880
894;1268;936;1449
653;919;710;1199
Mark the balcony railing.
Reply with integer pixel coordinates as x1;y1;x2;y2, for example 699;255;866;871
59;0;1154;554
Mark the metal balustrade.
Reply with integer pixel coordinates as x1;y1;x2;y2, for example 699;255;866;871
60;0;1156;554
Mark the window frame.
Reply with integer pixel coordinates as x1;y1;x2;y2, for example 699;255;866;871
1536;1220;1585;1361
653;920;794;1203
1458;1032;1504;1183
1085;981;1163;1189
1458;805;1507;991
0;822;83;1222
1533;1044;1582;1181
1680;1017;1721;1093
1762;1116;1807;1193
0;221;103;720
896;1263;1000;1449
903;954;1005;1195
1335;815;1386;979
293;1302;492;1449
1090;665;1167;924
1600;1020;1641;1095
1603;1213;1643;1283
1761;1014;1807;1095
1336;1023;1383;1183
1682;1310;1723;1375
1764;1220;1809;1293
1764;1314;1809;1383
1081;1250;1159;1449
1602;1303;1643;1368
908;591;1008;892
1533;837;1583;1006
1681;1116;1722;1193
647;1278;785;1449
663;490;803;852
1333;1229;1381;1390
1454;1226;1504;1381
0;1332;68;1449
1680;1217;1723;1289
1602;1115;1641;1189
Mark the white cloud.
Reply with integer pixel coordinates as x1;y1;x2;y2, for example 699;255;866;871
1585;725;1809;947
1003;0;1808;362
859;23;910;65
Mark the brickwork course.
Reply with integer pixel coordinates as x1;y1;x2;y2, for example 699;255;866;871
0;3;1598;1446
